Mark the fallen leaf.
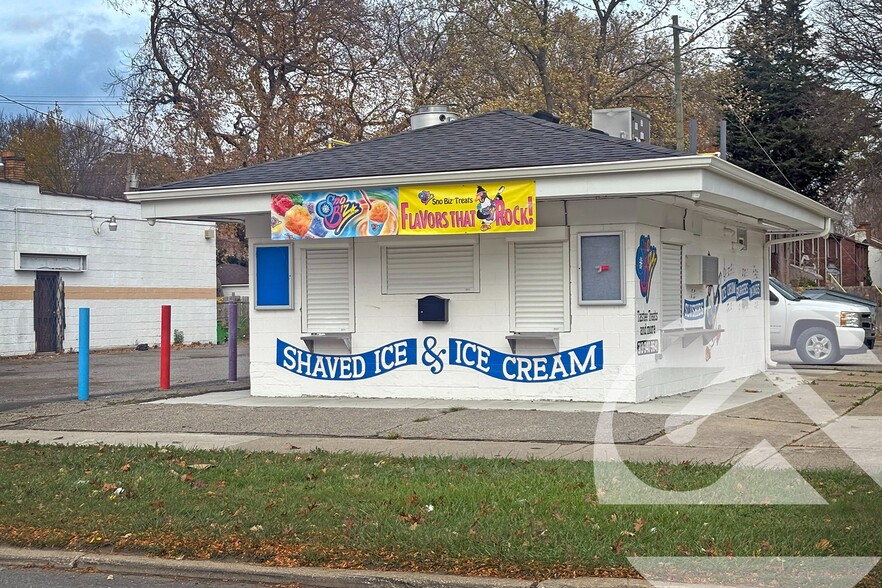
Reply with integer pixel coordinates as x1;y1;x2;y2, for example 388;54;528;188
634;518;646;532
816;538;831;550
612;538;623;554
189;463;213;470
119;464;131;472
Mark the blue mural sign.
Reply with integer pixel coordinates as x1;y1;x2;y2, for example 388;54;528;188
749;281;762;300
448;338;603;382
277;338;417;380
736;279;752;301
721;279;738;302
277;337;604;382
683;298;705;321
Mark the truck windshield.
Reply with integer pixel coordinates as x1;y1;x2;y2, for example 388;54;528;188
769;277;802;301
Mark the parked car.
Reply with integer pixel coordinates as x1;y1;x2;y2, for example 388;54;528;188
769;277;875;364
800;288;877;349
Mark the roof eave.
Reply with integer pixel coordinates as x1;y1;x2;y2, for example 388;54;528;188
126;155;840;228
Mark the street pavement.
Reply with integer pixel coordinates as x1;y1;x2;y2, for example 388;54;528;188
0;344;249;411
1;344;881;587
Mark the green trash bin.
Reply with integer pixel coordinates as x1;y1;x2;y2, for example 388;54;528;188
217;321;228;344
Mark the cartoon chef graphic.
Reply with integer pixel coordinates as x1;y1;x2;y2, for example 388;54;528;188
475;185;504;231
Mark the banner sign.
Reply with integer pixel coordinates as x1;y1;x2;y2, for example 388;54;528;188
277;338;416;380
398;181;536;235
271;187;398;240
277;336;603;383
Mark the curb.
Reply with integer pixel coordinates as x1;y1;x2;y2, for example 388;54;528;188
0;546;648;587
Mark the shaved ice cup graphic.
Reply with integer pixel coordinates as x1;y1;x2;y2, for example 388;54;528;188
368;201;389;236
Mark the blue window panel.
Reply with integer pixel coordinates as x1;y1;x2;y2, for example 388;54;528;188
255;245;291;308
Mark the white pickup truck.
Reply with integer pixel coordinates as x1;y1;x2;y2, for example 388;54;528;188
769;277;875;364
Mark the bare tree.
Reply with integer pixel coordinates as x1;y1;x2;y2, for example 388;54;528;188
822;0;882;105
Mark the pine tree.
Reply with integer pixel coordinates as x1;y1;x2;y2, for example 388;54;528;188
723;0;845;207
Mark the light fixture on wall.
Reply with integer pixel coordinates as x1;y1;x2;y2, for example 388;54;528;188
92;214;119;235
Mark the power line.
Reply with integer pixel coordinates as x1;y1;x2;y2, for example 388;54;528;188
724;103;799;193
0;92;127;149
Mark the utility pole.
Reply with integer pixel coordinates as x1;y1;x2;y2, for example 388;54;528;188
672;15;693;152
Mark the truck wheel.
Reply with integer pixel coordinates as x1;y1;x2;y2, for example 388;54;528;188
795;327;841;364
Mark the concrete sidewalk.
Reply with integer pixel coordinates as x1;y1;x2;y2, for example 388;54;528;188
1;364;880;471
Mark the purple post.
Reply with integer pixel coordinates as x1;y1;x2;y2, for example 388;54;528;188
227;300;238;382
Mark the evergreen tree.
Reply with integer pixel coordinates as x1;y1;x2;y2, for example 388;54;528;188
723;0;846;207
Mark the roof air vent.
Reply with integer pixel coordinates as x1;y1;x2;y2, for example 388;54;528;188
409;105;460;130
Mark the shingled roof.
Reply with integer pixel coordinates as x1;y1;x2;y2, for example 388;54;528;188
146;110;686;191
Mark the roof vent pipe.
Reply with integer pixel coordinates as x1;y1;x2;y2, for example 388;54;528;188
531;110;560;123
409;105;460;130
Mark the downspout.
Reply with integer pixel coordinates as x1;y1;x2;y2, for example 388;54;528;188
763;217;832;368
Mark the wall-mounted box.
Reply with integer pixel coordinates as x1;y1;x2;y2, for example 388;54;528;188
418;295;449;322
685;255;719;285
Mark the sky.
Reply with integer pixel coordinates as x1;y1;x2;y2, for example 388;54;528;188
0;0;148;120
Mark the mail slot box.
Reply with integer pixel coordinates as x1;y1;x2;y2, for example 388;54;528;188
418;295;449;322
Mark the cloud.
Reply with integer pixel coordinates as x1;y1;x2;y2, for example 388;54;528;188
0;2;146;118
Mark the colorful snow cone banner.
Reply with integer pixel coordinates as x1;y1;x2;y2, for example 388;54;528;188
398;181;536;235
271;187;398;240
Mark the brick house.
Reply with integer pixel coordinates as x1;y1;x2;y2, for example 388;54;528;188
770;233;870;287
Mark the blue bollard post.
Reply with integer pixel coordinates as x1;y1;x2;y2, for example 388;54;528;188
78;307;90;401
228;300;238;382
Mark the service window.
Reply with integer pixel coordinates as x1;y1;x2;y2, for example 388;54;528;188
661;243;683;327
254;243;293;309
382;242;479;294
301;245;354;333
509;240;569;332
578;232;624;305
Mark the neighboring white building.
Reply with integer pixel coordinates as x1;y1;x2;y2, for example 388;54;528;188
0;162;217;356
128;109;838;403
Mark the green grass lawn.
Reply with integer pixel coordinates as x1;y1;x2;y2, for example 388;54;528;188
0;443;879;583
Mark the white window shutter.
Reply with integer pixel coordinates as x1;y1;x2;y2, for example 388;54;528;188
303;248;353;333
661;243;682;327
383;244;478;294
510;241;569;332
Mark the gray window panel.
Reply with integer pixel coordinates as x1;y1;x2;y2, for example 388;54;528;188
580;234;623;303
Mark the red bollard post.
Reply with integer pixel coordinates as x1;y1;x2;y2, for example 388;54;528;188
160;305;171;390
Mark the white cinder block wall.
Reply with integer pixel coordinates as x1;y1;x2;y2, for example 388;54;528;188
0;182;217;355
244;195;768;403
